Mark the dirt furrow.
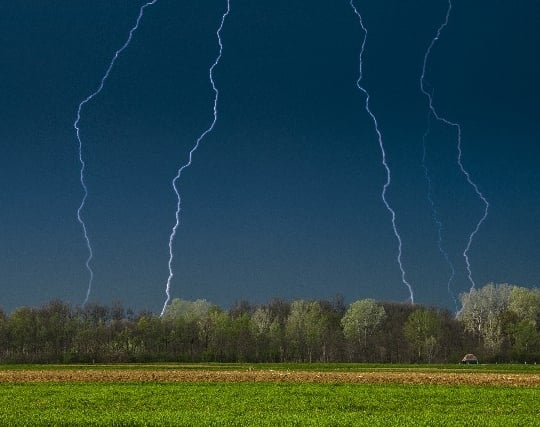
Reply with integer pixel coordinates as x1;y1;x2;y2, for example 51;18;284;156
0;370;539;386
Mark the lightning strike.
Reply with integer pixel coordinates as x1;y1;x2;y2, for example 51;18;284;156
350;1;414;304
422;113;458;311
74;0;159;306
160;0;231;317
420;0;489;295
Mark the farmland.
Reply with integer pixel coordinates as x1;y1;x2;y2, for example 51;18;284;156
0;364;539;426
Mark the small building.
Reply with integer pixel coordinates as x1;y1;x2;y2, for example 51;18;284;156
461;353;479;364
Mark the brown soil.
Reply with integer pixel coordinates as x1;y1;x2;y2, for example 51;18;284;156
0;369;539;386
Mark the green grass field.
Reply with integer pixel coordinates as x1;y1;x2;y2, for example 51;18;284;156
0;364;539;426
3;362;540;373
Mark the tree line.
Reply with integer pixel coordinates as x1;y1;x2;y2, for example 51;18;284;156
0;283;538;364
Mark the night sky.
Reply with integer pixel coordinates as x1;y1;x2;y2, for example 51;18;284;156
1;1;539;313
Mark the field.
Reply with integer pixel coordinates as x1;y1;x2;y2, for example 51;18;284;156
1;364;539;426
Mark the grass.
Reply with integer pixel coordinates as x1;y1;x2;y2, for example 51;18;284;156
2;362;540;373
0;380;539;426
0;364;539;425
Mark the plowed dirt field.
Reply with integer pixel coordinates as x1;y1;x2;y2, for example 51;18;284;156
1;369;539;386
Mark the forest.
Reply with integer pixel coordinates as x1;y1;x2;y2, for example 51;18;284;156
0;283;538;364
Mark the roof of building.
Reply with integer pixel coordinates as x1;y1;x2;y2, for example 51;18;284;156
462;353;478;361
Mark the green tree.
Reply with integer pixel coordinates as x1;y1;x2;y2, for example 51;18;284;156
251;307;272;361
228;313;255;362
0;309;8;361
404;308;442;362
8;307;38;360
205;307;230;361
162;299;211;321
267;299;290;362
316;300;345;362
285;300;312;362
508;287;540;325
341;299;386;349
284;300;331;362
36;300;74;362
302;301;332;363
512;320;540;356
135;314;169;359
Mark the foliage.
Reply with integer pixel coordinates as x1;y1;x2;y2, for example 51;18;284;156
162;298;211;322
509;287;540;325
459;284;540;359
285;300;330;362
458;283;511;353
0;283;539;364
404;307;442;362
341;299;386;360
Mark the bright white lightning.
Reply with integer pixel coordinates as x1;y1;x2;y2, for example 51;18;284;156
74;0;159;306
160;0;231;317
350;1;414;304
422;113;458;311
420;0;489;294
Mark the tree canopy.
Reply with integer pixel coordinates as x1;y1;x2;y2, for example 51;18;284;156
0;284;538;364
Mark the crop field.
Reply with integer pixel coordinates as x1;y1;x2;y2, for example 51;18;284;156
0;364;539;426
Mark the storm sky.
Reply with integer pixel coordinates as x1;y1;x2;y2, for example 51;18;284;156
1;0;539;313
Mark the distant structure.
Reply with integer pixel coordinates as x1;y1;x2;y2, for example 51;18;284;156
461;353;479;364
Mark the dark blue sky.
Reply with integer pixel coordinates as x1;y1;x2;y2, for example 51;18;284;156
1;0;539;313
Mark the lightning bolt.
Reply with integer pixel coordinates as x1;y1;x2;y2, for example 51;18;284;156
420;0;489;295
160;0;231;317
74;0;159;306
422;113;458;311
350;1;414;304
